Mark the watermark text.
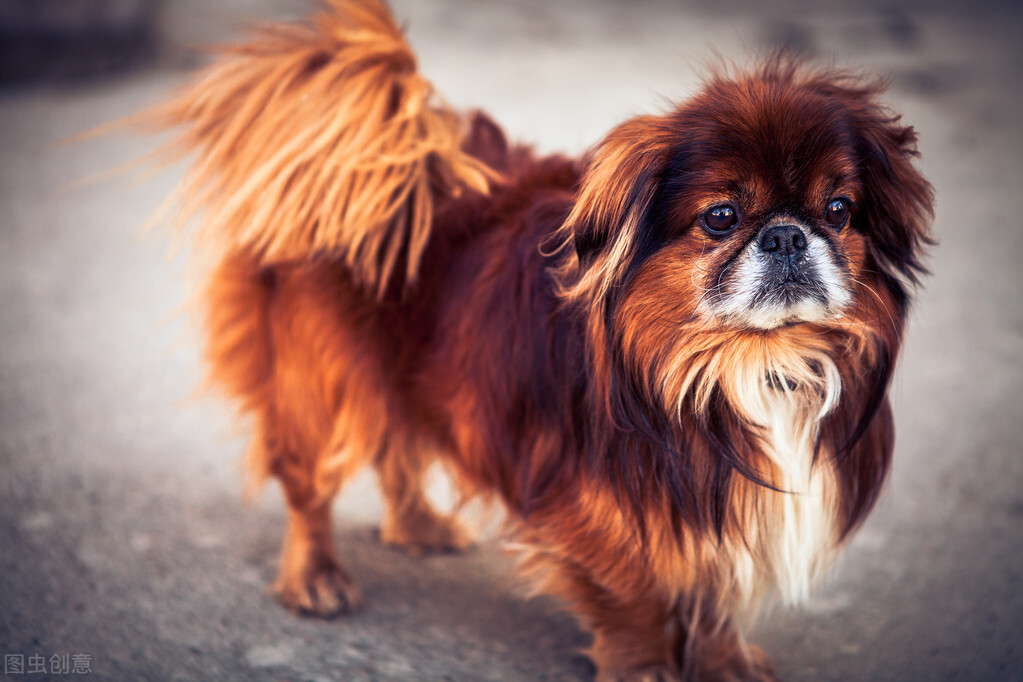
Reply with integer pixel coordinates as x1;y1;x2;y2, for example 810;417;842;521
3;653;92;676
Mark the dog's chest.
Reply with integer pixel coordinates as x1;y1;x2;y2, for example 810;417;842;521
727;368;840;610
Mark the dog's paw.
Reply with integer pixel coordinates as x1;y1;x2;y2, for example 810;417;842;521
743;645;778;682
696;644;778;682
273;554;362;618
380;506;474;557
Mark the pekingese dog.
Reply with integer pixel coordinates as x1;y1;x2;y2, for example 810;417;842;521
143;1;933;679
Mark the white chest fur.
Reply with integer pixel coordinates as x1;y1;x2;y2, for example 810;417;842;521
723;353;841;612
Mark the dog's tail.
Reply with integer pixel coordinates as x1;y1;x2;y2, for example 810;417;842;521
142;0;499;297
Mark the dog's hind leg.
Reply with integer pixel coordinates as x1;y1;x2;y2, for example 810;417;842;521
374;436;473;556
261;420;365;618
275;497;362;617
199;256;360;616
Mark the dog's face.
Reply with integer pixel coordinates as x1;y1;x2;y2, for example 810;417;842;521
661;103;865;330
564;61;933;338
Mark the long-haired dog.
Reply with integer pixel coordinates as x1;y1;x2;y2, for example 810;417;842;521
142;1;933;679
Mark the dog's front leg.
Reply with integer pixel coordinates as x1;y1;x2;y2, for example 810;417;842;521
542;551;776;682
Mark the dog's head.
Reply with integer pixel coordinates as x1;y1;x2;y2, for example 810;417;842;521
555;59;934;521
562;58;933;338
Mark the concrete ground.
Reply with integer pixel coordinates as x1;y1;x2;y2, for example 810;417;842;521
1;1;1021;680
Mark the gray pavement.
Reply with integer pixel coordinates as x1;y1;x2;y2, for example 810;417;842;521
1;1;1021;680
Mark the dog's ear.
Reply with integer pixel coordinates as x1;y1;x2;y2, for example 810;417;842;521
816;77;936;288
853;117;935;287
562;116;673;298
461;110;511;172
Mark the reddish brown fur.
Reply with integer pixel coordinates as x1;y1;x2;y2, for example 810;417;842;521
145;2;933;679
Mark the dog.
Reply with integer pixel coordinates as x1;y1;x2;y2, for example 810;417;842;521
142;1;933;679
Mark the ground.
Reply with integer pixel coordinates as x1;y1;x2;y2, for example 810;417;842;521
1;1;1021;680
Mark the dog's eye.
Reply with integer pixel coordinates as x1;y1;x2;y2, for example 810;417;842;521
702;205;738;235
825;198;850;228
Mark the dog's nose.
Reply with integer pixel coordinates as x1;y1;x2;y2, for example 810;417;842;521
759;224;808;260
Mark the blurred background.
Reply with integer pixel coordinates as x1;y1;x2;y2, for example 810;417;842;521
1;1;1020;680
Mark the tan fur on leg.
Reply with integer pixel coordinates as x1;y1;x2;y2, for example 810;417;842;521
274;503;362;617
376;442;473;556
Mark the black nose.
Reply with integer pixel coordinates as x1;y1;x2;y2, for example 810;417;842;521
759;224;808;260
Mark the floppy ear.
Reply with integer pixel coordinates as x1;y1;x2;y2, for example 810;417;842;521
561;115;673;301
849;100;935;288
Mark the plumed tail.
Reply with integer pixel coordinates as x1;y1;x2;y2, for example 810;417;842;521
141;0;499;297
